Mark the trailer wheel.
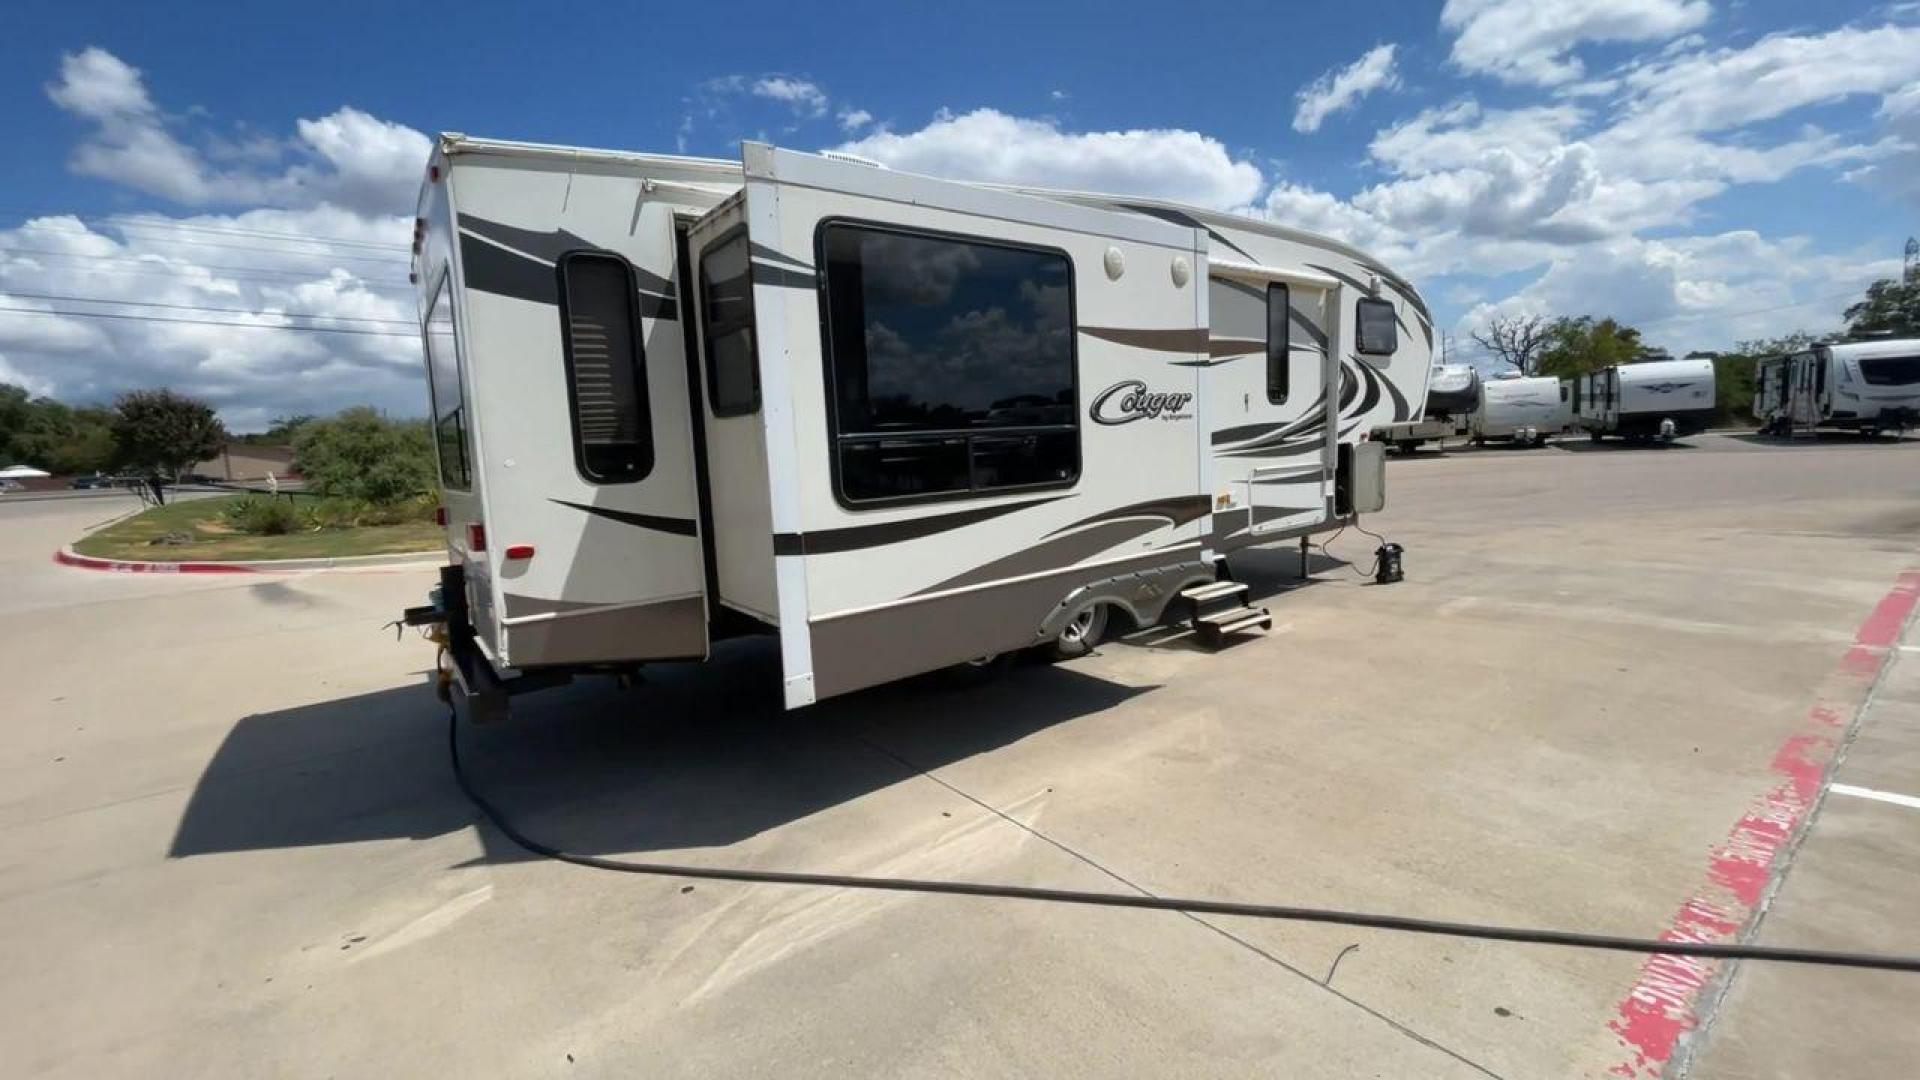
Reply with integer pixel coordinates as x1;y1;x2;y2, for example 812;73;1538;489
1050;603;1111;660
1589;431;1603;443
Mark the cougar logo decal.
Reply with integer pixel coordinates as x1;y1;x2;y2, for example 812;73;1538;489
1090;380;1195;425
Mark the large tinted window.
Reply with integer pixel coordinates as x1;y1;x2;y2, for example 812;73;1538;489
1357;297;1398;356
1266;282;1291;404
558;252;653;483
1859;355;1920;386
700;232;760;417
423;278;470;489
820;223;1078;504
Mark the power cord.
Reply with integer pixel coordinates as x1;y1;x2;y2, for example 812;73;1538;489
1315;519;1391;580
447;705;1920;974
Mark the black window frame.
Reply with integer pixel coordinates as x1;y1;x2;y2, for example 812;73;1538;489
1356;297;1399;356
814;217;1082;510
422;272;471;491
698;227;762;418
1266;282;1291;405
554;249;655;485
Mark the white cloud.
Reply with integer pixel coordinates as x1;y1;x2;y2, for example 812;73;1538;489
1610;24;1920;137
0;211;421;428
1847;83;1920;207
11;48;429;428
1293;44;1401;133
1441;0;1711;85
1459;232;1900;353
836;108;1265;210
751;76;829;117
837;107;873;133
46;47;429;215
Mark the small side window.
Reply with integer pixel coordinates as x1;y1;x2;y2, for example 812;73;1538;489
1559;384;1569;403
700;232;761;417
1356;297;1398;356
558;251;653;483
1266;282;1291;404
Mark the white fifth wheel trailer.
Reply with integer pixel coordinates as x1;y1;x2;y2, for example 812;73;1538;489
1374;363;1479;452
1569;358;1716;442
1469;373;1569;446
1753;337;1920;437
402;135;1432;718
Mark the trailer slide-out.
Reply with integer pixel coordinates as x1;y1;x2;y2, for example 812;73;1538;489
403;134;1433;718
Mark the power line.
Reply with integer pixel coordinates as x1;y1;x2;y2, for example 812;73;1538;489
18;223;410;266
0;245;412;288
0;305;418;338
0;290;415;326
0;205;411;252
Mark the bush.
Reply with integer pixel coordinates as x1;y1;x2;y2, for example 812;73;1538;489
305;493;436;529
293;408;435;507
222;496;309;536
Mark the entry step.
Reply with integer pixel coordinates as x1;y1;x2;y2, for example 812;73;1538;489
1194;605;1272;648
1179;580;1271;648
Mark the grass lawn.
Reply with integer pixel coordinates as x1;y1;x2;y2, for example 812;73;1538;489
73;494;443;562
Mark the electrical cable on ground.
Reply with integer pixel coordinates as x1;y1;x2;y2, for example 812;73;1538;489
447;706;1920;974
1315;518;1390;579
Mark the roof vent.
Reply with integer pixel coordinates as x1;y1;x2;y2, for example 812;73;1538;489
818;150;888;169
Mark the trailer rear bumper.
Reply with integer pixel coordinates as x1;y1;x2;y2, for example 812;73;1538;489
403;564;570;724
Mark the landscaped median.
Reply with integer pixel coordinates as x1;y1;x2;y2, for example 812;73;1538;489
61;493;443;572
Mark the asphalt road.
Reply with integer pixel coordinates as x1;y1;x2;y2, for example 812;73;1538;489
2;433;1916;1078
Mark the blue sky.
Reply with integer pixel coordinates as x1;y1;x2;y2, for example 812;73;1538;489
1;0;1916;426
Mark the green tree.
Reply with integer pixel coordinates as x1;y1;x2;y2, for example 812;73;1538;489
0;383;32;462
292;407;435;506
1535;317;1645;379
1844;277;1920;337
111;389;227;501
10;400;117;474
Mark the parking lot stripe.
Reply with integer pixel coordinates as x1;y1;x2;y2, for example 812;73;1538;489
1828;783;1920;812
1605;568;1920;1079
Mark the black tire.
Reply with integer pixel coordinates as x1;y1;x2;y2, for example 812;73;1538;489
1589;431;1603;443
1049;603;1110;661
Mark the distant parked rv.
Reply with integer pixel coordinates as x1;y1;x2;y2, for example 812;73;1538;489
1569;358;1716;442
1469;373;1568;447
1754;337;1919;437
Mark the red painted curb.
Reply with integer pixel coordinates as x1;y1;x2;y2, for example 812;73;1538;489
54;549;259;574
1605;568;1920;1077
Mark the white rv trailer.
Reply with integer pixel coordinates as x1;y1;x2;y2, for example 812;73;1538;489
1374;363;1479;452
405;134;1432;718
1753;338;1920;436
1569;358;1716;442
1469;373;1569;446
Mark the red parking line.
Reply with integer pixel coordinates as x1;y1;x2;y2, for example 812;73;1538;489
1605;569;1920;1077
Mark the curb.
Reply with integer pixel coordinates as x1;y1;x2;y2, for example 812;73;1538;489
54;547;442;575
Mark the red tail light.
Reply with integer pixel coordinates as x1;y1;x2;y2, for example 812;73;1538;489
433;506;446;527
504;544;535;560
467;522;486;552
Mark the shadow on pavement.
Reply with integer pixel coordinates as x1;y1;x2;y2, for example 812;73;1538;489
1721;431;1914;447
168;637;1154;865
1551;437;1700;452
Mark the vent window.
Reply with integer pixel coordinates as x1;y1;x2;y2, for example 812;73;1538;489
558;251;654;483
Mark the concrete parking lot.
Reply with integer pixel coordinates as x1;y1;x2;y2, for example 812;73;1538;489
3;433;1917;1079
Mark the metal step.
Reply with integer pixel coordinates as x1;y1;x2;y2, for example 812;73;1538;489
1181;580;1248;604
1194;604;1271;648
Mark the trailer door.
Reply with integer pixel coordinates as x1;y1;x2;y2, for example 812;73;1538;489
715;144;1207;708
1203;264;1339;540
